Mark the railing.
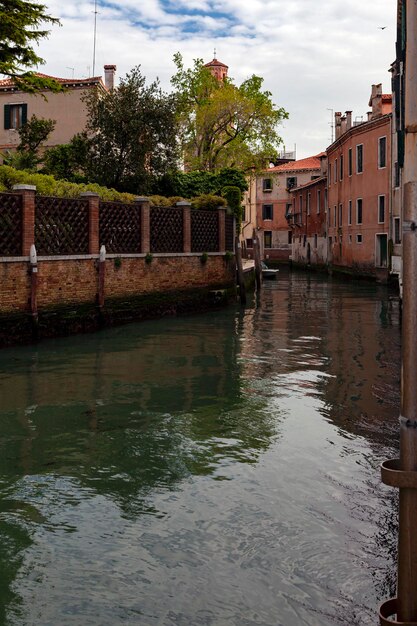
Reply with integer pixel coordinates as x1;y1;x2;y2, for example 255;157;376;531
0;193;22;256
100;201;141;253
35;196;89;255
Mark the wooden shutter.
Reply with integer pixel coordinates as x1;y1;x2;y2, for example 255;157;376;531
4;104;11;129
21;103;28;125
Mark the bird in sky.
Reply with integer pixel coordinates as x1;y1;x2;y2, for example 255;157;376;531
378;26;387;30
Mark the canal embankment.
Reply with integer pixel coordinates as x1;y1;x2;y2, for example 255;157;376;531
0;187;237;346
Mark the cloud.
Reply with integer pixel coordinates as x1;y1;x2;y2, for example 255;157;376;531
32;0;396;157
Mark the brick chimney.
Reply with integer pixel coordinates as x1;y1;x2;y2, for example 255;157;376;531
369;83;382;119
345;111;352;131
335;112;342;139
104;64;116;90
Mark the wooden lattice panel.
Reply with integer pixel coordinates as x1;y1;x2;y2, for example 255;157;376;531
150;206;184;253
100;202;141;253
191;210;219;252
0;193;23;256
225;215;235;252
35;196;89;255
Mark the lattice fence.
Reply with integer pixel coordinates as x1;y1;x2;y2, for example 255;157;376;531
191;210;219;253
100;202;141;253
35;196;89;255
150;206;184;253
225;215;235;252
0;193;23;256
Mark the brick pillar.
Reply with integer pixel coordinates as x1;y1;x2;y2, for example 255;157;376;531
81;192;100;255
13;184;36;256
218;208;226;253
135;197;150;253
177;201;192;253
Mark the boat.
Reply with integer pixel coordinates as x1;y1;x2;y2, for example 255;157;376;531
261;261;279;279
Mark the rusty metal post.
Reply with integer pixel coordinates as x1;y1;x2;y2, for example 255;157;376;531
29;244;38;318
380;2;417;624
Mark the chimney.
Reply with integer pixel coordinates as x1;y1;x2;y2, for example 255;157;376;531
335;112;342;139
369;83;382;119
341;115;347;135
104;64;116;91
367;111;373;121
345;111;352;131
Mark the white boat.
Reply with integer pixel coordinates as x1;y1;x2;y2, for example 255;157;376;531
261;261;279;279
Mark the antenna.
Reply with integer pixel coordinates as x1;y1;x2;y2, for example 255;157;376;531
327;108;334;143
92;0;98;77
214;47;216;58
66;66;75;79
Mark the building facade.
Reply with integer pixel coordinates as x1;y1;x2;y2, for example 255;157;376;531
326;86;392;278
0;66;114;155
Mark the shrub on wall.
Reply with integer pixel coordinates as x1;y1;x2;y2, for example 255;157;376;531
191;194;226;211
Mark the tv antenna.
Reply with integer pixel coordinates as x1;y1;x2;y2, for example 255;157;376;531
327;108;334;144
66;67;75;79
92;0;98;77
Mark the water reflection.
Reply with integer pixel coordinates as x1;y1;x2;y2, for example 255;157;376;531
0;271;400;625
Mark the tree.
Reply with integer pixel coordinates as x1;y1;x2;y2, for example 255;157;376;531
171;53;288;172
83;66;179;194
0;0;62;93
43;133;89;182
1;113;55;169
153;167;248;198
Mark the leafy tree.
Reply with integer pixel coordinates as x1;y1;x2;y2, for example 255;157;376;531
171;53;288;172
154;167;248;198
0;0;62;93
1;113;55;170
43;133;89;182
83;66;179;193
222;185;243;231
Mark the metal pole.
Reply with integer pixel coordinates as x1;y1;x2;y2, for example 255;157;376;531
253;228;262;291
380;1;417;623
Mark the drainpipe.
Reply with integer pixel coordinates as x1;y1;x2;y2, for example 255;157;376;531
380;1;417;624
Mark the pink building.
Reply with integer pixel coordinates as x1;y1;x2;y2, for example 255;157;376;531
253;154;326;261
288;176;328;267
0;66;115;154
327;85;392;278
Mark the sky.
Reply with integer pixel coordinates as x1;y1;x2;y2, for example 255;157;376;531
34;0;397;159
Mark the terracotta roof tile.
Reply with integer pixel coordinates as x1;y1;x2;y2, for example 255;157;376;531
204;58;228;68
0;72;104;89
266;152;325;173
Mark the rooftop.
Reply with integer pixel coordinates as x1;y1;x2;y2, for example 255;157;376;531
267;152;326;173
0;72;105;90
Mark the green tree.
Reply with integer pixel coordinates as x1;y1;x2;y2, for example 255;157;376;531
171;53;288;172
43;133;89;182
84;66;179;193
222;185;243;231
154;167;248;198
0;0;62;93
2;113;55;170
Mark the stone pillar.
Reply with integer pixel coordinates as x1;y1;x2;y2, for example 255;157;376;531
177;201;192;253
218;208;226;253
13;184;35;256
135;197;150;254
80;192;100;255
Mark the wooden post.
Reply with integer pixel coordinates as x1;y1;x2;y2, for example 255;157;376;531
98;245;106;308
253;228;262;291
235;235;246;305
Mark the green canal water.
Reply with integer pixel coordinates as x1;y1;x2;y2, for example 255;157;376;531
0;271;401;625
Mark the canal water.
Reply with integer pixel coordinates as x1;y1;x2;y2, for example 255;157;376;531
0;270;401;626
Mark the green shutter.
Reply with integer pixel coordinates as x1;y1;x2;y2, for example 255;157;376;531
21;103;27;125
4;104;11;129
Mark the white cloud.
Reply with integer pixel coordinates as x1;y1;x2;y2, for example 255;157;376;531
31;0;396;158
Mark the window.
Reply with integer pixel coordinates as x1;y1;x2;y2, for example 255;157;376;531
246;238;253;249
334;159;338;183
317;189;321;214
4;103;27;130
263;178;273;192
340;154;344;180
285;203;292;218
286;176;297;190
356;198;363;224
339;203;343;227
241;206;246;222
348;148;352;176
314;233;318;248
334;205;337;227
356;234;363;244
307;193;311;216
348;200;352;225
299;195;303;214
356;144;363;173
264;231;272;248
288;231;292;244
262;204;273;220
349;235;352;244
303;235;307;247
378;195;385;223
378;136;387;168
394;217;401;244
327;163;331;186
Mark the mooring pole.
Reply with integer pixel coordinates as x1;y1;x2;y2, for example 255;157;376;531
235;235;247;305
380;2;417;623
253;229;262;292
29;244;38;318
98;244;106;308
